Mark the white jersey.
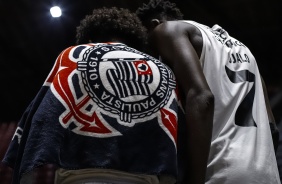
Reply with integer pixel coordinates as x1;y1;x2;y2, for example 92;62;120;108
184;21;280;184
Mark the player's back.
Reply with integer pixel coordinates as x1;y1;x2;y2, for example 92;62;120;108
3;43;182;184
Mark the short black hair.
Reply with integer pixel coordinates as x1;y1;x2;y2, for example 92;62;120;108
76;7;147;50
136;0;184;28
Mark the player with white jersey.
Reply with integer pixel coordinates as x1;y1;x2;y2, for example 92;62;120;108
137;0;280;184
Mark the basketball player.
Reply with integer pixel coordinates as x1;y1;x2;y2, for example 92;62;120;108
136;0;280;184
3;7;183;184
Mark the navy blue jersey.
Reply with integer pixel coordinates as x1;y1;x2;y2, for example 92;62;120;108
2;43;184;183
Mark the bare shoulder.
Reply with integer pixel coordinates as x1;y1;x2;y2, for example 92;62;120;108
151;21;203;58
153;21;185;37
151;21;189;47
153;21;202;58
155;21;199;34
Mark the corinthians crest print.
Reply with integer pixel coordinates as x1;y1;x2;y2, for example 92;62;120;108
47;43;179;145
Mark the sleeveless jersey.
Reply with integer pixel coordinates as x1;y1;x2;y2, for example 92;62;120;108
184;21;280;184
2;43;182;184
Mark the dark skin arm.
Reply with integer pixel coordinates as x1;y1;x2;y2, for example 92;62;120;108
150;21;214;184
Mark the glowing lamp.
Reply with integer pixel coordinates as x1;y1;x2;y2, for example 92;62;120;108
50;6;62;17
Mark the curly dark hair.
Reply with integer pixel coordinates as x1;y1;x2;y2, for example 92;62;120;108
76;7;147;50
136;0;183;29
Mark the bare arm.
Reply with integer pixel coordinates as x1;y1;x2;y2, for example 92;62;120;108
150;21;214;184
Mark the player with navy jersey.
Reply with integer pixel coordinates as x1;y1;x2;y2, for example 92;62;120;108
137;0;280;184
2;7;184;184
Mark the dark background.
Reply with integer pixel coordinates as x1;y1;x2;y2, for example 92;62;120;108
0;0;281;122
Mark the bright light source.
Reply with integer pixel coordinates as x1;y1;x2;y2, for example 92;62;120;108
50;6;62;17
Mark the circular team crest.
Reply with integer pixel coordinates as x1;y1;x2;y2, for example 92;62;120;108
78;44;176;124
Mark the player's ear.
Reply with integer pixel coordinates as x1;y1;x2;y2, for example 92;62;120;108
150;19;161;29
